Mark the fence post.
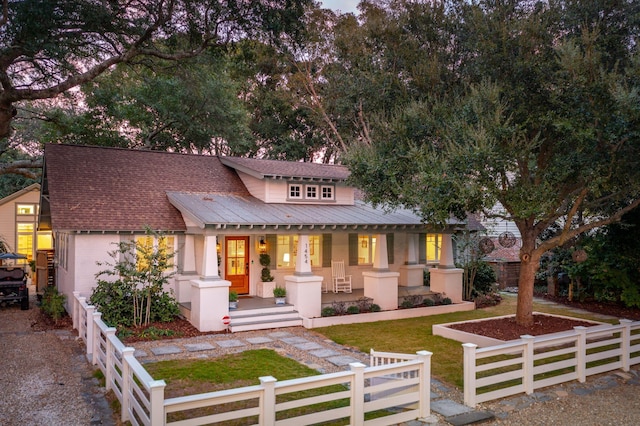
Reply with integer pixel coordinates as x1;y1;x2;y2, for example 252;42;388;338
574;326;587;382
92;312;102;365
85;304;96;362
260;376;277;426
462;343;478;407
72;291;80;330
619;320;633;372
350;362;366;426
121;348;135;423
104;327;117;391
77;296;86;342
521;335;535;394
149;379;166;426
416;350;432;419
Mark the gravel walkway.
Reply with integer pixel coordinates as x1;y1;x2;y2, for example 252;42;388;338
2;296;640;425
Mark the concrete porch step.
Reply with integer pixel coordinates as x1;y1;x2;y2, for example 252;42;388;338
228;304;303;332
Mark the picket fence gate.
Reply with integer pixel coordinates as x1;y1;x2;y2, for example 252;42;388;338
463;319;640;407
72;292;434;425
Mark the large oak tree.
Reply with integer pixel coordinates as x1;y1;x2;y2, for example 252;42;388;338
343;0;640;326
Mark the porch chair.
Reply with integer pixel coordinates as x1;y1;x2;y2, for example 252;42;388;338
331;260;352;293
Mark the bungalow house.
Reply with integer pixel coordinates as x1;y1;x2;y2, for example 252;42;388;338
39;144;473;331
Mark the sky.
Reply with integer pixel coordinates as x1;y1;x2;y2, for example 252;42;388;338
321;0;360;15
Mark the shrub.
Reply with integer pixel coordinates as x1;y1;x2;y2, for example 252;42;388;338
321;307;336;317
347;305;360;314
41;286;66;323
400;299;414;309
474;292;502;308
442;297;452;305
356;297;373;312
331;300;348;315
370;304;381;312
473;261;497;295
259;253;274;282
424;298;435;307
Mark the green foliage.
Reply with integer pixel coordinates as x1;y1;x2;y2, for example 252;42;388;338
473;262;498;296
90;229;179;328
424;298;435;307
370;304;381;312
272;286;286;297
259;253;274;282
41;286;66;323
229;291;239;302
321;307;336;317
346;305;360;314
441;297;452;305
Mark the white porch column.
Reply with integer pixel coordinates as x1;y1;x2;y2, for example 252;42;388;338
285;233;323;319
400;234;424;287
189;234;232;332
201;234;220;279
364;233;399;310
175;234;197;304
430;233;463;303
294;234;313;276
372;233;389;271
439;233;455;268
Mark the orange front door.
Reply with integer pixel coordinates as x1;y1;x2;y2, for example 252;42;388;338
225;236;249;294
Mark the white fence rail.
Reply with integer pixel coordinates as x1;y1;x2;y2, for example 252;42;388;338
72;293;433;425
463;319;640;407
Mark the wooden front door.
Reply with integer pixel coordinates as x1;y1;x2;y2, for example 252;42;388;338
225;236;249;294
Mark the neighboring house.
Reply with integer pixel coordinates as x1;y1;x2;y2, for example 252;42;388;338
478;203;522;288
0;183;53;265
39;144;474;331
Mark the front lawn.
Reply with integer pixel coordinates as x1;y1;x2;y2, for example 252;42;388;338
314;293;616;388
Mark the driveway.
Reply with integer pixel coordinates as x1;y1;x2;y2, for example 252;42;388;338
0;298;114;425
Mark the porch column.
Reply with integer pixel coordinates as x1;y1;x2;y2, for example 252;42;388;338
201;234;220;279
430;233;463;303
285;233;323;319
190;234;232;332
364;233;399;311
400;234;424;287
175;234;197;304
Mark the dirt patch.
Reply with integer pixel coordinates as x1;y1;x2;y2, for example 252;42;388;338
447;314;599;341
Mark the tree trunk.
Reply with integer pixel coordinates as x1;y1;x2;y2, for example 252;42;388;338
0;100;15;139
515;231;541;327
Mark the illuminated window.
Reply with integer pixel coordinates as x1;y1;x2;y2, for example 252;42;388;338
426;234;441;263
276;235;321;268
357;235;376;265
16;204;36;215
135;235;175;271
17;223;34;261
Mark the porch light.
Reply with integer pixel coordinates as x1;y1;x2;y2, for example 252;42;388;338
361;237;368;248
258;236;266;253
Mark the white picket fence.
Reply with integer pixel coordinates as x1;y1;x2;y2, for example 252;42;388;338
72;292;433;425
463;319;640;407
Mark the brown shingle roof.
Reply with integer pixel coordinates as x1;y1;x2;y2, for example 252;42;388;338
220;156;350;181
43;144;248;232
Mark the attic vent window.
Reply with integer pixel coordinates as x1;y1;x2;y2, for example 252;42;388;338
321;185;334;200
288;182;335;202
306;185;318;199
289;184;302;199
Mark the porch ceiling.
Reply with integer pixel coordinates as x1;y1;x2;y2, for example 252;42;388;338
167;192;463;231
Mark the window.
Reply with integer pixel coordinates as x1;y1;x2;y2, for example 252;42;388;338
17;223;34;261
321;185;334;200
16;204;36;215
426;234;441;263
135;235;175;271
306;185;318;199
288;184;302;199
276;235;321;268
288;182;335;201
357;235;376;265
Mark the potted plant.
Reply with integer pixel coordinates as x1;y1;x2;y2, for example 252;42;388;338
229;290;238;309
257;253;276;298
273;286;286;305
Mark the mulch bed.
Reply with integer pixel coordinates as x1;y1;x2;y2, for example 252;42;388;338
447;314;599;341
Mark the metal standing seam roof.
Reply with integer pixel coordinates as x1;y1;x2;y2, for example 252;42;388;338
167;192;463;229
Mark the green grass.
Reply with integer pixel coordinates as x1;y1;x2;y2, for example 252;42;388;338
314;293;616;388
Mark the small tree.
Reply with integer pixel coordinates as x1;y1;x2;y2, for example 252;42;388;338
259;253;274;282
91;229;179;327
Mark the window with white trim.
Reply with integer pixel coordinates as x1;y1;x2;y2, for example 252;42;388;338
276;235;321;268
306;184;318;199
426;234;441;263
357;234;376;265
288;184;302;199
321;185;334;200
